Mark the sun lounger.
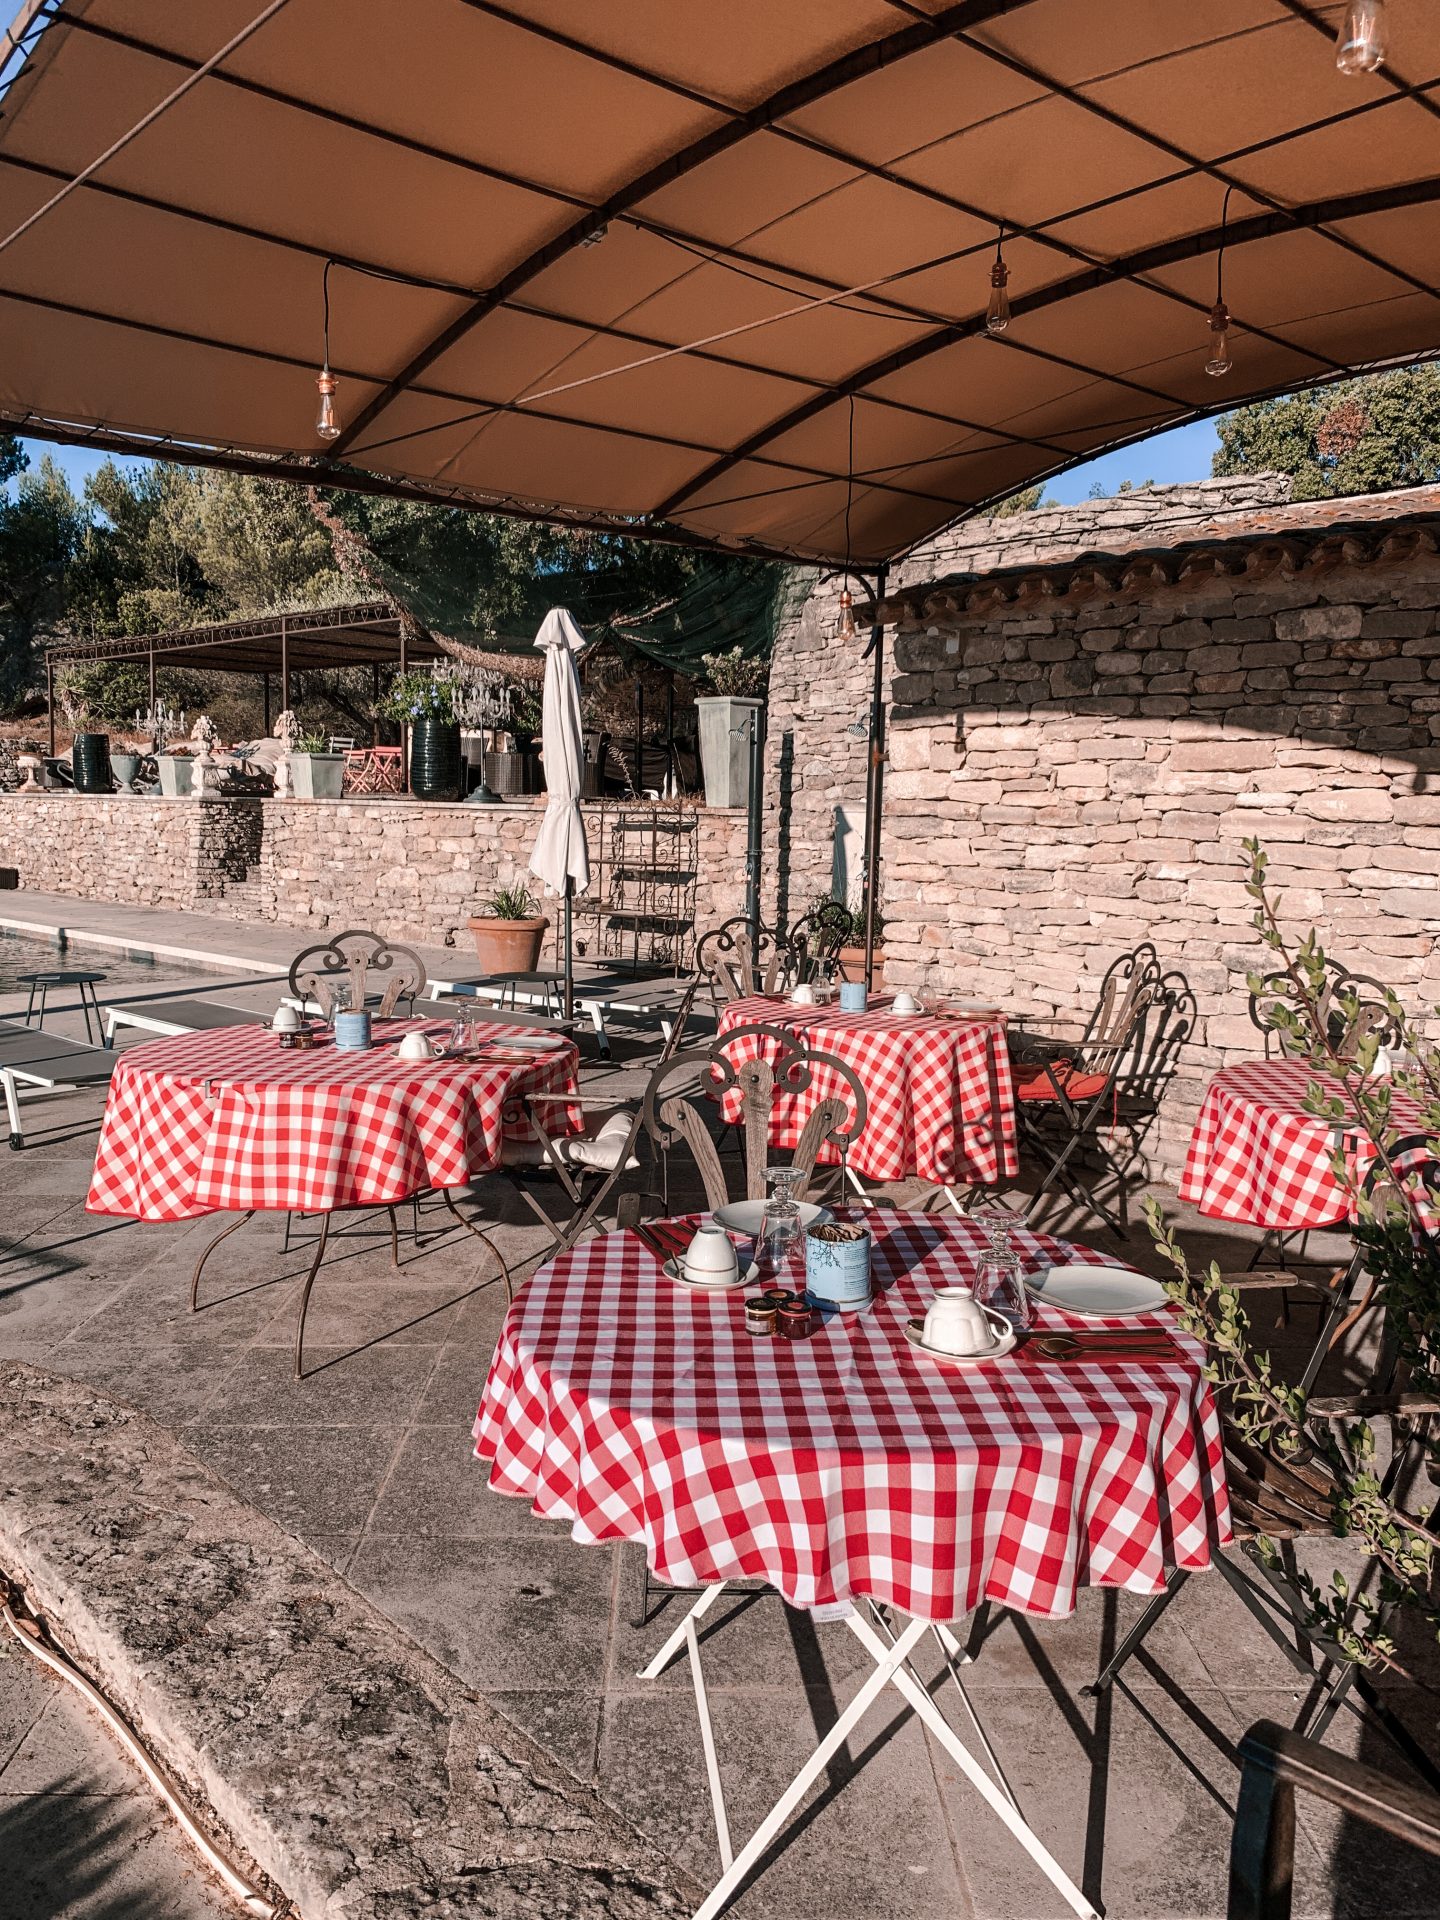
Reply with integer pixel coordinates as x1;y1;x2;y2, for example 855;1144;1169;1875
432;968;697;1056
104;997;262;1044
0;1019;117;1148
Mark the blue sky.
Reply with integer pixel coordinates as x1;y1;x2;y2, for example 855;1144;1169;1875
15;413;1222;509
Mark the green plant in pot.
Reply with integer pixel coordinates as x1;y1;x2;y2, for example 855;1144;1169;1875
694;646;768;809
385;672;462;801
58;684;112;794
288;724;346;801
468;881;550;973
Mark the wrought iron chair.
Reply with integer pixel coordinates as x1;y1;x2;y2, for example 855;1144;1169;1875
1228;1721;1440;1920
642;1021;868;1211
287;929;427;1019
1010;942;1168;1236
1249;958;1403;1061
499;976;703;1255
694;915;790;1009
781;900;854;984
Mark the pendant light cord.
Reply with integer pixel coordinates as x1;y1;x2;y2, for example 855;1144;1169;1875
1215;185;1235;304
843;393;856;581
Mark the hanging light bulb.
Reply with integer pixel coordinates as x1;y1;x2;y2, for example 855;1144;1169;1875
1335;0;1386;74
1205;299;1232;379
986;229;1011;336
836;586;858;642
315;366;340;439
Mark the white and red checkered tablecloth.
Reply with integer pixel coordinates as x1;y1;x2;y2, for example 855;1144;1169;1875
474;1211;1230;1621
86;1018;579;1221
715;996;1018;1187
1179;1060;1427;1232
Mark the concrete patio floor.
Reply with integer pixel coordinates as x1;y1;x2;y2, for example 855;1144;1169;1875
2;932;1437;1920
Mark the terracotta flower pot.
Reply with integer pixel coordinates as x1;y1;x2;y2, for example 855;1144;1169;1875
840;942;886;985
467;915;550;973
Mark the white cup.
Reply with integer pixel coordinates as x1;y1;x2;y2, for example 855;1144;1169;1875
396;1032;433;1063
683;1224;740;1285
271;1005;301;1033
789;983;817;1006
891;992;921;1014
923;1287;995;1355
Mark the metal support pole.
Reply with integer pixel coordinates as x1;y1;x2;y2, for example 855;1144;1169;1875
45;656;55;757
398;625;409;793
280;615;290;713
745;706;764;944
862;561;889;991
633;674;643;797
664;671;675;796
262;672;271;737
147;645;156;716
563;878;574;1022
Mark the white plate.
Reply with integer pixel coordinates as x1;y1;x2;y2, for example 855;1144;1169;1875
904;1317;1018;1367
1024;1264;1169;1318
495;1033;567;1052
662;1255;755;1291
710;1200;832;1237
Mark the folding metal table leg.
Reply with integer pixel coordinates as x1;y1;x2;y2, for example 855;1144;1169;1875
1085;1565;1190;1695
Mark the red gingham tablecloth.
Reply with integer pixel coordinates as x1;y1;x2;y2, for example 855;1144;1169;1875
1179;1061;1427;1233
86;1018;579;1221
474;1212;1230;1621
715;996;1018;1187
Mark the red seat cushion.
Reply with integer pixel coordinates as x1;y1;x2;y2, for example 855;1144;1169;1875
1012;1062;1110;1103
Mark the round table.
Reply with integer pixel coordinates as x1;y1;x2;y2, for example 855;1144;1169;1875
1180;1060;1427;1232
20;968;107;1046
86;1016;580;1221
475;1209;1229;1622
716;994;1018;1188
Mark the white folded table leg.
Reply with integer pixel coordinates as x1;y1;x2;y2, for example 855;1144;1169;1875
639;1584;1099;1920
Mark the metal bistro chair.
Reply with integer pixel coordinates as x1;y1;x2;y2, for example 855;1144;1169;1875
694;915;793;1011
643;1021;868;1213
288;929;427;1021
781;900;855;984
1228;1721;1440;1920
499;976;703;1255
1009;942;1167;1237
1249;957;1403;1063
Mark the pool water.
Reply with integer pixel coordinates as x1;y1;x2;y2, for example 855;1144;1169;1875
0;928;230;995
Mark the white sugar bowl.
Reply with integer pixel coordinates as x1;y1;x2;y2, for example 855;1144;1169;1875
923;1287;995;1355
396;1031;434;1063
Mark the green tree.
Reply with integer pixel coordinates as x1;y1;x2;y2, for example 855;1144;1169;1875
1214;366;1440;500
991;483;1048;517
0;455;86;712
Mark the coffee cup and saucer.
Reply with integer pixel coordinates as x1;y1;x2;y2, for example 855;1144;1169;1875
663;1222;755;1291
904;1287;1016;1366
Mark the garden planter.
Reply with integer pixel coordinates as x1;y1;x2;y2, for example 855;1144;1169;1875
485;747;542;796
840;943;886;985
409;717;463;800
109;750;141;794
71;731;112;793
290;751;345;800
467;915;550;972
695;696;762;808
156;754;195;797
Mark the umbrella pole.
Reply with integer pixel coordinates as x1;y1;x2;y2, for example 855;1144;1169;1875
862;562;889;991
563;878;574;1021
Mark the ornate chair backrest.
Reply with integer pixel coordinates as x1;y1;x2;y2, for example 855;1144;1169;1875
695;915;787;1007
1072;943;1164;1086
642;1023;868;1206
1124;963;1197;1109
782;901;854;985
288;928;427;1019
1249;959;1402;1061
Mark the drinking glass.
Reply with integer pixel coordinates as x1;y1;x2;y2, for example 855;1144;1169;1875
327;981;351;1029
972;1202;1031;1332
760;1163;803;1283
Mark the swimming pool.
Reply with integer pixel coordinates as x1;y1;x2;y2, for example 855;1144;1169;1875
0;927;231;995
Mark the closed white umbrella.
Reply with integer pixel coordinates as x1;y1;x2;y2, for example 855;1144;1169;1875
528;607;590;1016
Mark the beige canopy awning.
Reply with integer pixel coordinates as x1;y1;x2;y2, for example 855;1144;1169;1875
1;1;1437;566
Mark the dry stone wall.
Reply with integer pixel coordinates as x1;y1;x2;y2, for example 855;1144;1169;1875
0;795;749;957
764;474;1440;1184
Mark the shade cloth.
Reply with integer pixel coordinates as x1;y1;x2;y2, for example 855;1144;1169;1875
86;1018;579;1220
474;1210;1230;1621
3;6;1440;563
527;607;590;899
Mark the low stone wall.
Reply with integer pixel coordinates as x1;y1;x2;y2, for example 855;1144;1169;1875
0;794;749;959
